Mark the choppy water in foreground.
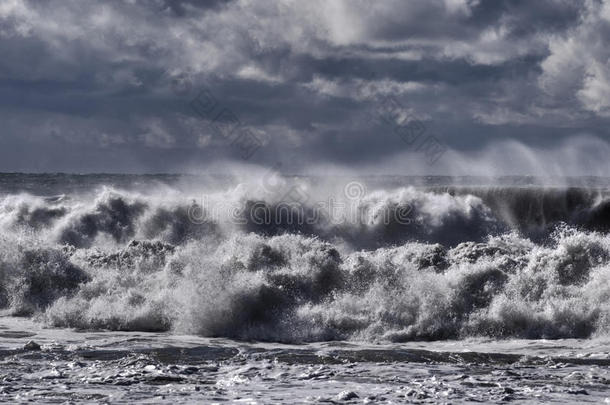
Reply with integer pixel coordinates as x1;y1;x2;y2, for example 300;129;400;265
2;173;610;403
1;318;609;403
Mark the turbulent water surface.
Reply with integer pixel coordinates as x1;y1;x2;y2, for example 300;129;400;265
1;173;610;403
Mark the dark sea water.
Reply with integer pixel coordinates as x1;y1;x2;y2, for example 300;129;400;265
1;173;610;403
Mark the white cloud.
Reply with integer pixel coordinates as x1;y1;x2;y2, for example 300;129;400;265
539;0;610;115
140;118;175;148
579;60;610;115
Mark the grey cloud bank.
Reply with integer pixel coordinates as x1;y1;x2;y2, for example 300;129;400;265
0;0;609;174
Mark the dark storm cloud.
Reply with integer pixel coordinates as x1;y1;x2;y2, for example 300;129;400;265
155;0;235;17
0;0;608;173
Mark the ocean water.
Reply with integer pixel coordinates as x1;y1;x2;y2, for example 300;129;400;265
1;173;610;403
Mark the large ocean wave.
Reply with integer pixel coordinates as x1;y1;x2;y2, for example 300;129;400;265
2;178;610;342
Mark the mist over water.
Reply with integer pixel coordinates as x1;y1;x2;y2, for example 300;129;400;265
316;135;610;179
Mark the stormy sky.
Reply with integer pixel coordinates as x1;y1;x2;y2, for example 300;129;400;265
1;0;609;174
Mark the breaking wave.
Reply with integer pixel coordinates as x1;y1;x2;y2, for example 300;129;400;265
2;180;610;342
